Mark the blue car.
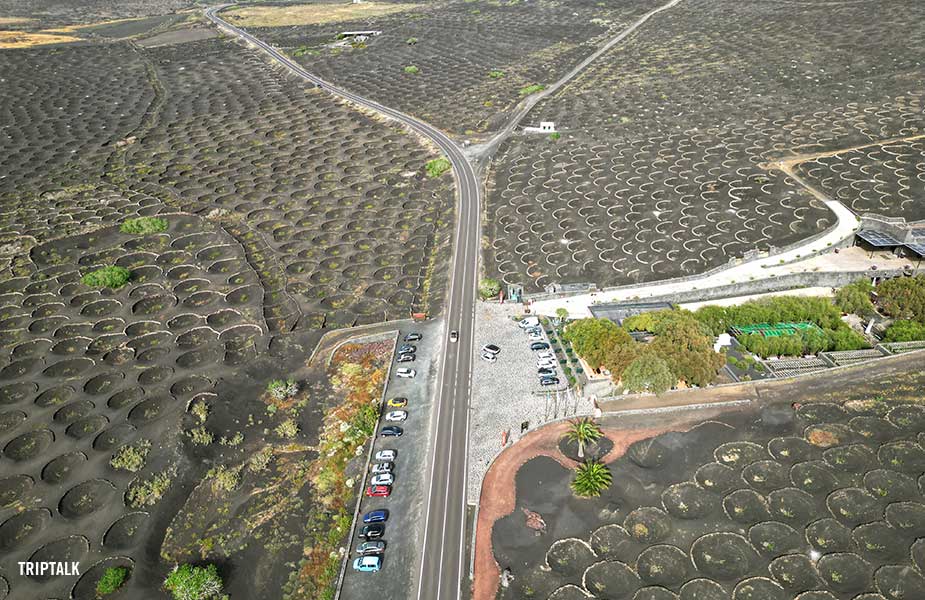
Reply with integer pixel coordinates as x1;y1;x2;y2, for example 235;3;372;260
363;509;389;524
353;555;382;572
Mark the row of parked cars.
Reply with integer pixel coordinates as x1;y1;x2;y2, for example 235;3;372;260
353;332;422;573
520;317;560;386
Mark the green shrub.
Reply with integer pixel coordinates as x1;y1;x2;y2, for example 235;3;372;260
519;83;545;95
120;217;168;235
834;278;874;316
248;446;274;473
478;278;502;299
548;132;561;141
425;157;451;178
208;465;241;492
403;65;419;74
883;319;925;342
186;426;214;446
406;37;418;45
488;70;504;79
163;563;224;600
190;399;210;424
110;440;151;473
127;470;173;507
571;461;612;498
267;378;298;401
81;266;131;289
96;566;129;596
275;419;299;439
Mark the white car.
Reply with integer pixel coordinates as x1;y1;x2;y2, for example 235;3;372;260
535;351;555;359
385;410;407;422
537;361;557;369
371;462;392;474
480;352;496;363
396;367;416;378
528;333;543;341
519;317;540;329
376;449;396;461
370;473;394;486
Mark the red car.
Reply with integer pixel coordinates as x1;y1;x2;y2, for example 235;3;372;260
366;485;391;498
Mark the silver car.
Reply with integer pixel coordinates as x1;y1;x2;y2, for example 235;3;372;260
371;473;394;486
371;462;392;474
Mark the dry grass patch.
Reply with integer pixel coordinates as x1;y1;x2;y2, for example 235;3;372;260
0;30;80;47
225;2;419;27
0;17;34;26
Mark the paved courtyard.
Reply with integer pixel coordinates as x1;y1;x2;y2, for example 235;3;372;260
467;302;593;502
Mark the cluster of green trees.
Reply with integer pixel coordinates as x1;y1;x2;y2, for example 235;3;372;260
878;275;925;342
563;311;724;394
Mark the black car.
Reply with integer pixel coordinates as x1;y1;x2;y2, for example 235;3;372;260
380;426;403;437
537;367;555;376
530;342;550;351
404;333;422;342
359;523;385;539
540;377;560;386
396;353;415;363
398;344;417;354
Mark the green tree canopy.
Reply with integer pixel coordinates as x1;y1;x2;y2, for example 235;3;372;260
622;354;675;394
883;319;925;342
649;312;725;387
478;278;502;299
877;275;925;322
834;279;874;316
562;318;632;370
603;341;640;383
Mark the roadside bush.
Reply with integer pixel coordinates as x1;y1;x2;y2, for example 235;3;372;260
110;440;151;473
163;563;224;600
425;156;451;178
120;216;168;235
883;319;925;342
81;266;131;289
96;566;129;596
478;277;502;299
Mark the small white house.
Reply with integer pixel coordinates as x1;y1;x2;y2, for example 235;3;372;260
524;121;556;134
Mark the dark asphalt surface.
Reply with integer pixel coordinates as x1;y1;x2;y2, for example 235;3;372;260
205;7;481;599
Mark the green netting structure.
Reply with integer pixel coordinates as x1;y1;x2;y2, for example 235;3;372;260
730;322;823;338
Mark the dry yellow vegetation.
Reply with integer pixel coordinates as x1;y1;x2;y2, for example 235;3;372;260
0;30;80;48
0;17;34;26
225;2;419;27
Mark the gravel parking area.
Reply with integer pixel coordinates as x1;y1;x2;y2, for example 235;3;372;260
467;302;592;502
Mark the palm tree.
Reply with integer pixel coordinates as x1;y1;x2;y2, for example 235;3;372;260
563;417;603;459
571;460;612;498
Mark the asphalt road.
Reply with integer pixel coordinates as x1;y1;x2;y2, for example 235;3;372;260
204;6;480;599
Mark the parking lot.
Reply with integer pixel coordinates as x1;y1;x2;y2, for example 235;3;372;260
467;302;591;502
339;320;442;600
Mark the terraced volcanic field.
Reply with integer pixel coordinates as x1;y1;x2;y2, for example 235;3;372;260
496;376;925;600
485;0;925;291
229;0;664;136
0;16;452;600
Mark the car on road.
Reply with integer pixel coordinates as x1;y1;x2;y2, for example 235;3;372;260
370;473;394;486
386;397;407;408
376;449;397;461
363;509;389;523
366;485;391;498
404;333;422;342
537;367;556;376
385;410;407;422
396;353;415;363
530;342;550;351
398;344;416;354
353;555;382;572
359;523;385;539
540;377;560;386
450;330;459;342
380;426;403;437
396;367;416;378
371;462;392;474
482;344;501;356
480;352;496;363
356;541;385;556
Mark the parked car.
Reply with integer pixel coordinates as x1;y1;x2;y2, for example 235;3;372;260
376;449;397;461
353;556;382;572
535;351;555;359
482;344;501;356
540;377;560;386
396;353;415;363
396;367;416;378
537;359;557;368
398;344;417;354
450;330;459;342
404;332;422;342
370;473;394;486
356;541;385;556
366;485;391;498
386;397;407;408
380;426;403;437
363;509;389;523
519;317;540;329
528;332;543;341
530;342;550;351
537;367;556;376
385;410;407;422
525;326;543;335
371;462;392;474
359;524;385;539
480;352;496;363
